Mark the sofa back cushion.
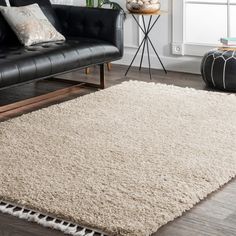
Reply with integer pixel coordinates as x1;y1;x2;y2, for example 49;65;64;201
0;0;6;5
9;0;62;32
0;0;20;45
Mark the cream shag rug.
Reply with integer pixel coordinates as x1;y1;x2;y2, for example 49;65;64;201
0;81;236;236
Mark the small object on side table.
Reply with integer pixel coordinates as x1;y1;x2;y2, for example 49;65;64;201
201;48;236;91
124;10;167;79
126;0;160;14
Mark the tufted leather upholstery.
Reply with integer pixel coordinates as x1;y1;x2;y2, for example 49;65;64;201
53;5;124;58
0;38;120;88
0;5;124;89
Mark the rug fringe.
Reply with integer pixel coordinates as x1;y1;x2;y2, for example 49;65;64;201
0;201;106;236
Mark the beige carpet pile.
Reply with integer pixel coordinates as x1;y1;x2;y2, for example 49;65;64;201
0;81;236;236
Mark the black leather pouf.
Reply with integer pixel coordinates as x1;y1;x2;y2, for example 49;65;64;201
201;49;236;91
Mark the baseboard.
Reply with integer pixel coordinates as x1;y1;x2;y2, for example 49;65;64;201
114;51;202;75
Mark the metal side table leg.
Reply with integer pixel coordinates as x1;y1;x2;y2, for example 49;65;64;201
125;12;167;78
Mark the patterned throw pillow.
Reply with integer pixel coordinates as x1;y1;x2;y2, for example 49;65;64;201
0;3;65;46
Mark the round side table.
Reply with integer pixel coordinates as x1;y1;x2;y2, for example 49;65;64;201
125;10;167;79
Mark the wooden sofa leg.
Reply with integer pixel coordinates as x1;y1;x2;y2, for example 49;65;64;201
107;62;112;71
85;67;90;74
100;64;105;89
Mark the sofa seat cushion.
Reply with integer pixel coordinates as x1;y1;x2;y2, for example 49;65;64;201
0;38;120;88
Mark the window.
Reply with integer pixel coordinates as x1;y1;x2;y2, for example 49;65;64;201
172;0;236;56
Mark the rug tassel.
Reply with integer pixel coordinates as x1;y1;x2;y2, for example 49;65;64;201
0;201;106;236
75;228;86;236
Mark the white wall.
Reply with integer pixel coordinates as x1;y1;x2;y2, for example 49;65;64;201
52;0;202;74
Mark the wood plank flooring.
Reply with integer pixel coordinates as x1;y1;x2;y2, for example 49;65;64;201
0;65;235;236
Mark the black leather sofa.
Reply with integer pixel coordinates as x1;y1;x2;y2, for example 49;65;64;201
0;0;124;90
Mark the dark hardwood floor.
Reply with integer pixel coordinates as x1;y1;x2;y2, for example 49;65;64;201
0;64;236;236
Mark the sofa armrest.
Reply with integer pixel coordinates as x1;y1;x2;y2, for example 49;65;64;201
53;5;124;57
